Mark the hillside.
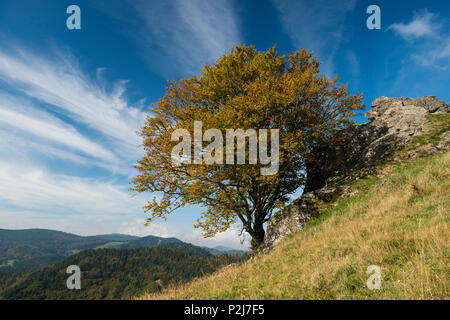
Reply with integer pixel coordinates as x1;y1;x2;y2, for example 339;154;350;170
118;235;183;249
88;235;183;250
0;229;109;272
139;150;449;300
138;99;449;300
0;243;247;300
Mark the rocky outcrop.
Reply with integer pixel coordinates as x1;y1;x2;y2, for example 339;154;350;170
305;96;449;192
263;96;450;251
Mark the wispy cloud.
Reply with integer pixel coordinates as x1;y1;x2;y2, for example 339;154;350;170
0;160;149;236
0;161;142;217
0;94;116;163
272;0;357;76
388;11;441;41
97;0;242;76
0;47;146;153
389;10;450;71
0;45;148;173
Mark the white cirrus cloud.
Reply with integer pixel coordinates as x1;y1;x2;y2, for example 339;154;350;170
0;160;147;241
0;46;147;156
0;160;143;218
96;0;242;76
0;44;150;177
0;93;117;163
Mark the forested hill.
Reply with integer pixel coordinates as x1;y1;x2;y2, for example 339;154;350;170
0;229;110;272
0;243;247;300
0;229;245;272
118;235;182;249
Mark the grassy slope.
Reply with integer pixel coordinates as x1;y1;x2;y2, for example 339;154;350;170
139;127;449;299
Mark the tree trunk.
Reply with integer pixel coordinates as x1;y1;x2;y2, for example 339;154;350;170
249;222;265;251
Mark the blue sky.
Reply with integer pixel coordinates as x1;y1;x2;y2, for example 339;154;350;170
0;0;449;249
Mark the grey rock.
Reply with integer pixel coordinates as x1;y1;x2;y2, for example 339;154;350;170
263;191;316;251
438;131;450;150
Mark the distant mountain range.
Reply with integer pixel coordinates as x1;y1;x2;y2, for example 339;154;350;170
94;234;140;242
0;228;246;272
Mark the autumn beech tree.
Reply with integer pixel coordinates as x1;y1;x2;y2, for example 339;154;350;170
132;45;363;250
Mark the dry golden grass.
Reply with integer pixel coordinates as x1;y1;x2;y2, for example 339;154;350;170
138;151;449;300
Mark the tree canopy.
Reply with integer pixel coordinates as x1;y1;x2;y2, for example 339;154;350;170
132;45;364;249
